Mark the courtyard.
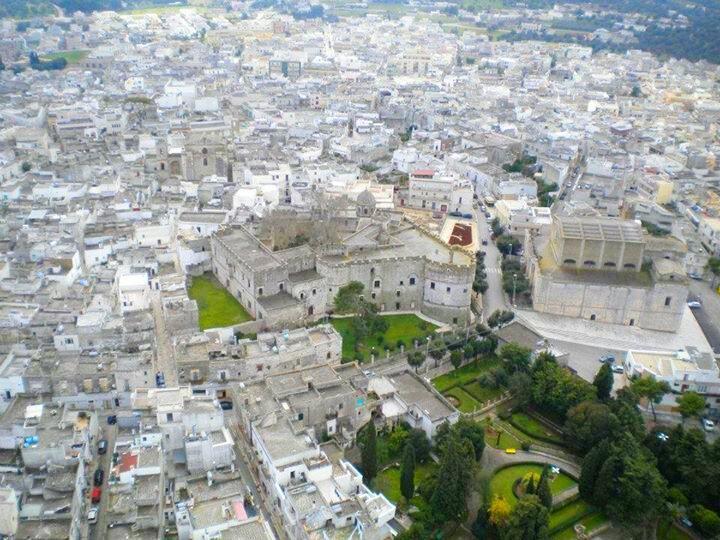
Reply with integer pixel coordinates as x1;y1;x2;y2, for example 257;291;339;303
188;273;253;330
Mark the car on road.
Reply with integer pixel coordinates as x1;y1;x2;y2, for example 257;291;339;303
219;401;233;410
681;517;693;529
505;448;516;454
481;239;488;246
687;300;702;309
611;365;624;374
91;487;102;504
702;418;715;432
107;415;117;425
598;354;615;364
87;507;98;524
462;213;473;219
97;439;108;455
155;371;166;387
94;468;104;486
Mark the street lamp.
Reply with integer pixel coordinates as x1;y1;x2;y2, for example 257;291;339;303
512;273;517;307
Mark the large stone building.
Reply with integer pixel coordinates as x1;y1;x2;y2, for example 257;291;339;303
210;210;474;329
529;216;688;332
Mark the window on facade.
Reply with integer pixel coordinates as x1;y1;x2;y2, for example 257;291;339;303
396;291;400;297
371;293;376;299
430;282;435;289
374;280;380;288
279;283;284;291
395;302;400;310
665;296;671;306
453;317;458;324
400;280;404;286
590;314;596;321
258;287;263;296
409;277;416;285
312;289;316;295
629;319;634;326
446;286;451;293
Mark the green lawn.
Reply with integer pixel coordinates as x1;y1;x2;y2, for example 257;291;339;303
331;314;436;362
549;500;593;530
375;462;437;502
432;356;500;393
188;274;252;330
551;512;607;539
40;50;89;64
444;387;481;414
510;411;564;445
489;464;577;508
463;380;503;403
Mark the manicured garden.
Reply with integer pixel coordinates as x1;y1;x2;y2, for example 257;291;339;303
432;356;504;411
331;314;436;362
489;464;576;508
509;411;564;446
188;273;253;330
483;420;522;450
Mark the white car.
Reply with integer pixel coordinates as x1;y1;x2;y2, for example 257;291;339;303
703;419;715;432
611;365;624;374
687;301;702;309
87;507;98;524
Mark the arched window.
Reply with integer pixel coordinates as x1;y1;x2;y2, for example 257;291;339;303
563;259;576;265
583;260;596;267
623;263;636;269
603;262;616;267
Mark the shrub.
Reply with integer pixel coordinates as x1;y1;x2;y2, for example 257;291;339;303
521;441;531;451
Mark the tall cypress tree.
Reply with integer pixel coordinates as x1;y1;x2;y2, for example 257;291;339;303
579;439;610;502
400;443;416;500
361;422;377;485
430;433;474;522
593;363;614;400
537;466;553;509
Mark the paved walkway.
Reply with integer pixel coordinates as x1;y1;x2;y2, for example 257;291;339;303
480;446;581;479
152;296;178;386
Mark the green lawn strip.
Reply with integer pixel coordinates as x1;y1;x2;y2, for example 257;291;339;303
509;411;564;445
490;464;578;509
40;50;89;64
462;380;503;404
548;500;594;532
432;356;500;393
331;314;436;362
444;387;481;414
551;512;607;539
188;274;252;330
483;420;522;450
375;462;437;503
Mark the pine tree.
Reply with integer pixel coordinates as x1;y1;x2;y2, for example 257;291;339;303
504;495;550;540
579;439;609;503
593;363;614;400
400;443;416;500
361;422;377;485
430;433;474;522
537;466;553;510
525;475;536;495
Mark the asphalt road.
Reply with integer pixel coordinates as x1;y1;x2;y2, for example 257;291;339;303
476;208;509;319
89;419;117;540
688;280;720;353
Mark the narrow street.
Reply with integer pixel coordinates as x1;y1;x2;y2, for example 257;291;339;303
88;418;117;540
476;210;509;319
688;279;720;353
152;296;178;386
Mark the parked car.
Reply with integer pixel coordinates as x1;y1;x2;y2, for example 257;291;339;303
448;211;462;218
702;418;715;432
481;239;488;246
687;300;702;309
107;415;117;425
87;507;98;524
97;439;108;455
155;371;165;387
219;401;233;411
94;468;104;487
611;365;625;374
598;355;615;364
462;213;473;219
91;487;102;504
680;517;693;528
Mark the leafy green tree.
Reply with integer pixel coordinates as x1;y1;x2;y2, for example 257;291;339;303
564;401;620;454
361;422;377;484
450;349;463;369
499;342;532;374
609;388;645;441
676;391;706;426
21;162;32;172
464;342;475;360
400;443;416;500
630;85;642;97
530;353;596;418
688;505;720;537
407;351;425;373
631;377;670;421
407;428;431;463
430;432;474;522
503;495;549;540
707;257;720;287
593;363;613;400
395;523;427;540
537;466;553;510
508;372;532;407
579;439;610;503
453;416;486;461
333;281;365;313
